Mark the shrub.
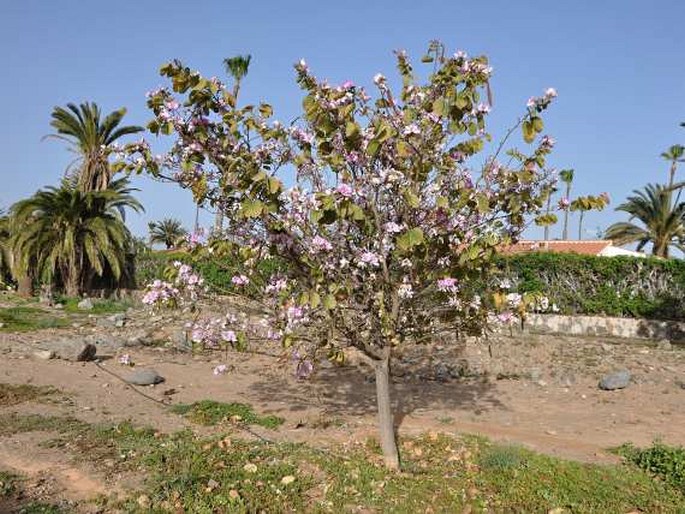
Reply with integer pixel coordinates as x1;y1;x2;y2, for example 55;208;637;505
616;441;685;492
496;252;685;320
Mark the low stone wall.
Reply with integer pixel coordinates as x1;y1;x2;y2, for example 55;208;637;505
521;313;685;343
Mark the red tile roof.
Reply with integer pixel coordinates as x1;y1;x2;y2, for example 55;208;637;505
498;240;613;256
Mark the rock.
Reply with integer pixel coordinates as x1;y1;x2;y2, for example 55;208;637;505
600;343;613;353
77;298;94;310
0;322;4;329
96;312;127;328
656;339;672;351
54;303;64;310
126;369;165;386
54;340;97;361
434;362;450;382
34;350;55;360
599;370;631;391
529;368;542;382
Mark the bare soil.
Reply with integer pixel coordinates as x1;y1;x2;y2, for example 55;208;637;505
1;302;685;510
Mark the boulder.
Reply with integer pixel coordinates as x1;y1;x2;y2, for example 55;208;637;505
54;339;97;361
126;368;165;386
599;370;631;391
34;350;56;360
77;298;94;310
96;313;126;328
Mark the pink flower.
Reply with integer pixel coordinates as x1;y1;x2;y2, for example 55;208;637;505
357;251;381;268
341;80;355;89
437;277;459;293
231;275;250;286
373;73;386;85
545;87;558;99
558;197;570;209
213;364;228;376
311;235;333;252
295;359;314;379
119;354;131;366
336;183;354;198
221;330;237;342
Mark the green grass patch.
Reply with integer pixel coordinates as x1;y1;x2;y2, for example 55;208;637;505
0;470;21;497
1;413;684;512
0;413;85;436
0;307;68;332
57;296;132;315
0;383;57;407
615;440;685;492
171;400;284;429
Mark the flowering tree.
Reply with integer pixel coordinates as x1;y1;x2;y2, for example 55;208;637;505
125;42;558;468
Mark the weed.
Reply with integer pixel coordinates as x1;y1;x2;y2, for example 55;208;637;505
0;383;57;407
0;307;67;332
615;440;685;492
57;296;132;315
171;400;284;429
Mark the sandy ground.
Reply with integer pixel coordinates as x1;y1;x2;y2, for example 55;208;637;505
1;317;685;509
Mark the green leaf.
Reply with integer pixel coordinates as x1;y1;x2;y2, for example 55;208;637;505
522;120;535;143
345;121;360;139
267;177;282;195
532;116;544;133
396;227;425;252
240;199;265;218
309;291;321;309
323;294;337;310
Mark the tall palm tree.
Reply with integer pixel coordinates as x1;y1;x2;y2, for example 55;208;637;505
48;102;143;192
605;184;685;258
214;55;252;235
661;145;685;188
10;178;143;296
148;218;188;249
559;169;574;240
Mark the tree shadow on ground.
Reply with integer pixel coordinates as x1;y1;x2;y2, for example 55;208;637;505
247;359;503;430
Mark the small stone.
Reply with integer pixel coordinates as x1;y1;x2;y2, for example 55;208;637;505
243;463;258;473
600;343;613;353
599;370;631;391
77;298;94;310
53;303;64;310
281;475;296;485
34;350;55;360
125;369;165;386
137;495;150;508
545;430;557;436
0;322;5;329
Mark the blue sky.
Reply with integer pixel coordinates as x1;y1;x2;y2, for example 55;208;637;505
1;0;683;241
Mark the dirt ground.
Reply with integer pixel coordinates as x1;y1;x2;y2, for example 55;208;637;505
1;304;685;509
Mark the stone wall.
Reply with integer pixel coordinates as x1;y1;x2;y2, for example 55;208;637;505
520;313;685;343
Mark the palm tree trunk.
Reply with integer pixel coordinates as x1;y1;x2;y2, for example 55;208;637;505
669;162;676;188
578;211;585;240
17;274;32;298
562;183;571;240
543;195;552;241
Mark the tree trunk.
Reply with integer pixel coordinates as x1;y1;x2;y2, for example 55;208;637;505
543;195;552;241
578;211;585;240
374;350;400;469
17;275;32;297
562;183;571;240
214;210;224;236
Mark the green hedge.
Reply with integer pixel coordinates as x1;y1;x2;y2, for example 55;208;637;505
136;251;685;321
135;251;284;298
496;253;685;320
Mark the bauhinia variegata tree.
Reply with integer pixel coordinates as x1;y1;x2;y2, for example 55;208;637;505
124;42;559;468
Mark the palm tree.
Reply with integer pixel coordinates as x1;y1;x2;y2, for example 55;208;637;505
148;218;188;249
10;178;143;296
48;102;143;192
0;211;12;286
559;169;574;240
605;184;685;258
661;145;685;187
214;55;252;235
